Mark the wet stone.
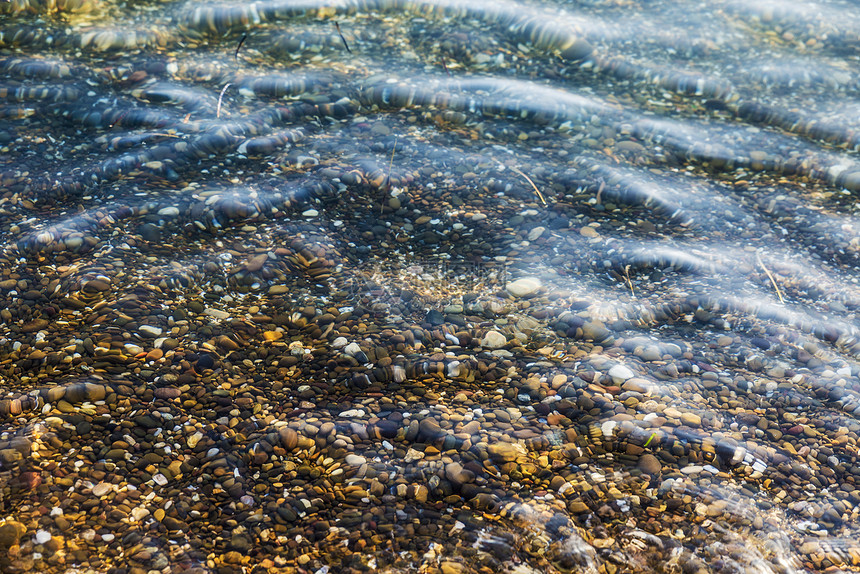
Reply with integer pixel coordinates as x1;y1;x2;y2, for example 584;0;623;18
480;330;507;349
138;325;163;338
507;277;541;297
487;443;519;462
638;454;662;475
608;364;635;382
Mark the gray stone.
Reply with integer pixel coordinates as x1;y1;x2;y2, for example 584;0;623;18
506;277;541;297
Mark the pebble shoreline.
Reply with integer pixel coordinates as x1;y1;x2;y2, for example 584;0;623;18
2;0;860;572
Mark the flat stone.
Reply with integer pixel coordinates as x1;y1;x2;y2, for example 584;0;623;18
131;507;150;521
125;343;144;355
154;387;181;399
21;319;49;333
441;561;466;574
245;253;268;272
445;462;474;485
332;337;348;348
581;321;612;342
527;226;545;241
480;330;507;349
487;443;519;462
506;277;541;297
569;501;590;513
419;418;444;440
146;348;164;361
681;413;702;427
138;325;163;338
204;308;230;320
638;454;662;475
0;521;26;547
343;342;362;356
83;279;110;292
345;454;366;466
92;483;112;497
608;364;635;382
622;378;653;393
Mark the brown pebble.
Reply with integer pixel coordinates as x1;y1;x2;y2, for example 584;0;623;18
154;388;181;399
638;454;662;475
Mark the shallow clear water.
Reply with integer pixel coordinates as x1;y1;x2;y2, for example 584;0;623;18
2;0;860;572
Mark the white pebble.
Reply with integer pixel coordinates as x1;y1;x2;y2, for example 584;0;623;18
343;342;362;356
34;530;52;544
332;337;348;349
608;364;635;382
601;420;616;438
138;325;163;337
506;277;541;297
92;482;112;497
480;331;507;349
345;454;366;466
204;308;230;320
131;507;150;521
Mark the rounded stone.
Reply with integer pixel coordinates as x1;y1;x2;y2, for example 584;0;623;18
506;277;541;297
638;454;662;475
608;364;635;382
480;331;507;349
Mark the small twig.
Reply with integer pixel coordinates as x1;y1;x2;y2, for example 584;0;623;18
235;34;247;61
440;54;451;76
108;109;129;128
623;264;635;297
216;83;232;119
334;22;352;54
382;137;397;214
756;252;785;304
509;165;547;206
595;178;605;205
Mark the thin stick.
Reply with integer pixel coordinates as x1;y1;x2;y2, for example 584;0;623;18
509;166;547;206
595;179;605;205
382;137;397;213
385;137;397;187
623;264;635;297
235;34;247;61
756;252;785;304
334;22;352;54
440;54;451;76
216;83;232;119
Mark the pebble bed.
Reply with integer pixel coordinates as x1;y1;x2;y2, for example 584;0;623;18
2;0;860;573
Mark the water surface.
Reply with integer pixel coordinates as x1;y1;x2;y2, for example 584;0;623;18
2;0;860;572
